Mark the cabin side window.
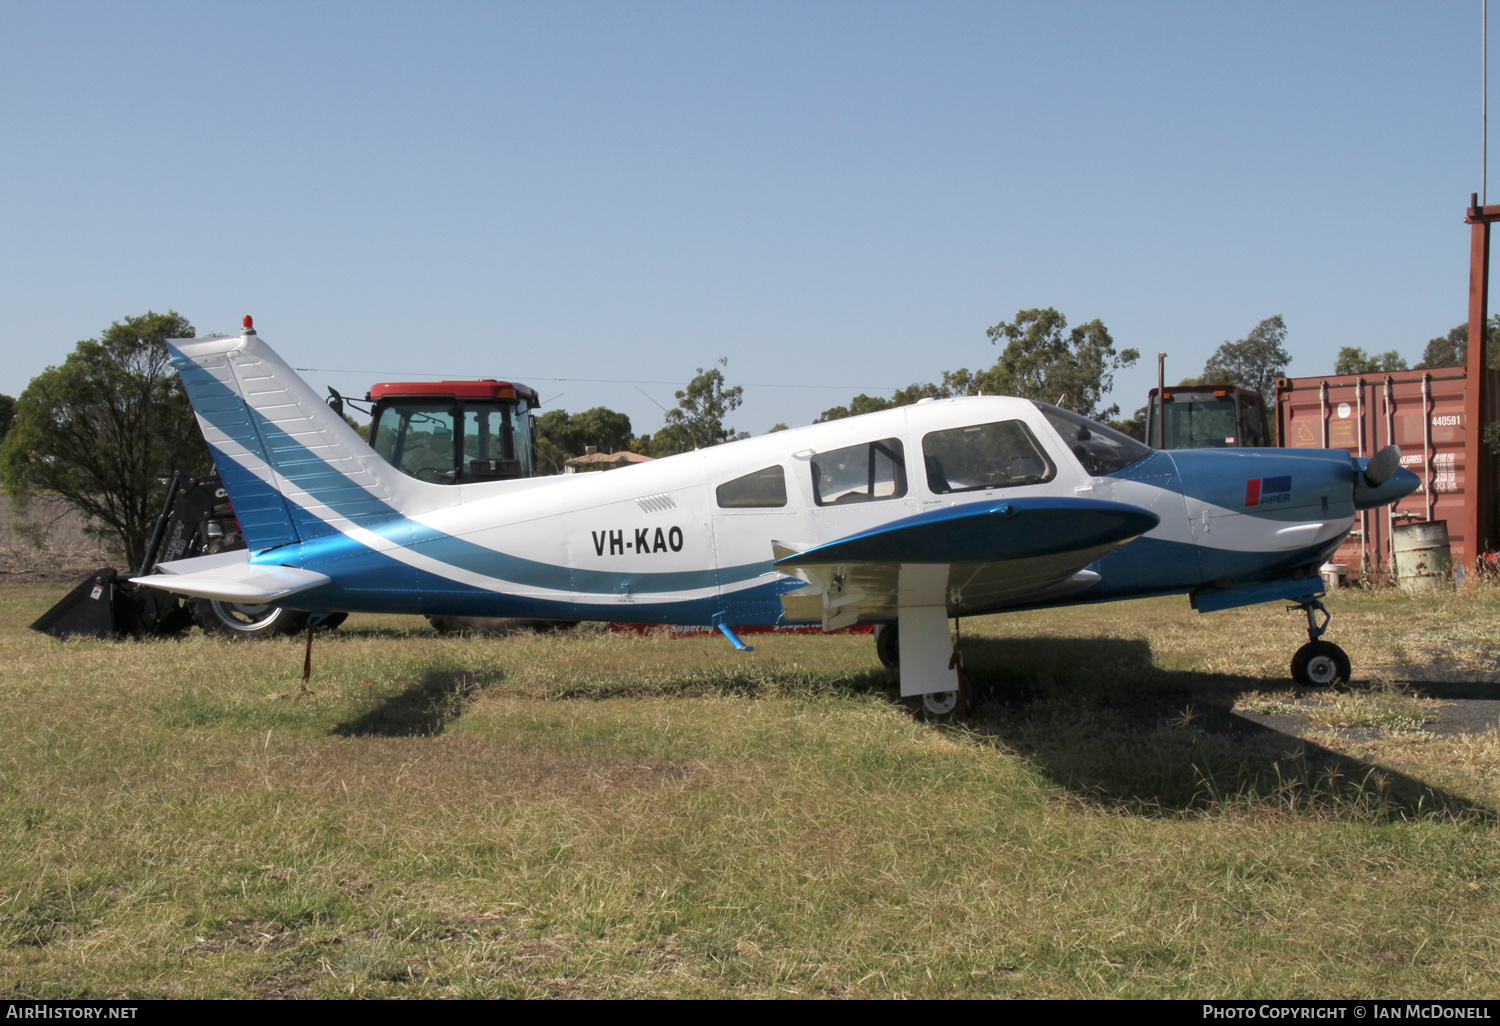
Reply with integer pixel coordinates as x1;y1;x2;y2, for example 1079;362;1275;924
811;439;907;506
921;420;1056;493
716;465;789;508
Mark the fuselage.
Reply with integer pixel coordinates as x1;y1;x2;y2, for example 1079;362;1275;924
255;395;1360;625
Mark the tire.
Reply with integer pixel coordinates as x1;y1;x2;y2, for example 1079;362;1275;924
193;598;309;638
1290;640;1351;688
921;690;959;718
902;690;960;722
875;622;899;669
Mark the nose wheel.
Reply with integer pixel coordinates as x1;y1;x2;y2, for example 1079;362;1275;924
1291;639;1351;687
1288;599;1350;688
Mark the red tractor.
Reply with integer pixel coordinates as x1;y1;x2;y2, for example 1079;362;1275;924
1144;384;1272;450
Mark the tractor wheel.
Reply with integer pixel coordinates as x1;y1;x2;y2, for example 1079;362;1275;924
193;598;309;638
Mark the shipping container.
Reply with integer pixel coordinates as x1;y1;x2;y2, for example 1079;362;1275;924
1274;365;1500;576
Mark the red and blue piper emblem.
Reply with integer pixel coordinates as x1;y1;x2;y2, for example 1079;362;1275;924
1245;475;1292;506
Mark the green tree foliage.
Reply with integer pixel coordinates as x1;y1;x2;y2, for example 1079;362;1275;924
813;311;1133;424
0;311;212;568
814;372;980;423
1416;316;1500;370
651;359;745;457
814;392;901;423
977;308;1139;420
1199;315;1291;398
1109;409;1147;442
1335;347;1408;375
0;394;14;444
534;406;634;474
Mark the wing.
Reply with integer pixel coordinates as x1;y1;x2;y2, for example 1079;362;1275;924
774;496;1159;630
130;550;331;603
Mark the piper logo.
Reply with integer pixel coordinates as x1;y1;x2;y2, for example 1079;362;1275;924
1245;475;1291;506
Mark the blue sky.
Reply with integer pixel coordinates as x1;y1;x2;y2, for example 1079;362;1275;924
1;1;1492;435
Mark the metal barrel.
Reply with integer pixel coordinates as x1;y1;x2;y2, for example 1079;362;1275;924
1391;519;1453;591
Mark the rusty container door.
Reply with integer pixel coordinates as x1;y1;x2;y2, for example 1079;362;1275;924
1275;366;1500;576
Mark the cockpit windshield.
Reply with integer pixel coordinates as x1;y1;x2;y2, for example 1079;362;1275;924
1033;402;1153;476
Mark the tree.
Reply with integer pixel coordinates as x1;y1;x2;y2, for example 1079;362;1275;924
814;370;977;423
815;392;897;423
651;359;744;457
0;395;14;444
1335;347;1408;375
1109;408;1148;442
0;311;212;569
534;406;634;474
1199;315;1291;398
1415;316;1500;369
976;308;1139;420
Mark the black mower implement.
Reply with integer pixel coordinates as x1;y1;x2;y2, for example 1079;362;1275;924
30;471;346;640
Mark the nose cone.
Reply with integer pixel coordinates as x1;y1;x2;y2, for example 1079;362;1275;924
1354;464;1420;510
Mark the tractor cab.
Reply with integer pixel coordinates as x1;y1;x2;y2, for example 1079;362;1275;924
1146;385;1271;450
365;380;540;483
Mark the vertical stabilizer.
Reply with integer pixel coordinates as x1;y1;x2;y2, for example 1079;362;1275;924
168;322;430;554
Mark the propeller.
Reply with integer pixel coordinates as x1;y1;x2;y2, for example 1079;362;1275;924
1363;444;1401;488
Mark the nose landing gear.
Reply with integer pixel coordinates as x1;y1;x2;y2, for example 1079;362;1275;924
1288;599;1351;687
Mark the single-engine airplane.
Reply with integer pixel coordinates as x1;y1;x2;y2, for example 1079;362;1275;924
134;320;1420;716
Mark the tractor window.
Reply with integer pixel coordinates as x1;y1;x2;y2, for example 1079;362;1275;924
811;439;907;506
1034;402;1152;476
463;407;510;463
461;404;532;480
1241;397;1268;447
717;465;788;508
371;403;458;482
511;404;535;478
922;420;1055;493
1161;399;1238;449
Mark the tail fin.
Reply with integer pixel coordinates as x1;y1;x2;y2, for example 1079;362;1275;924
169;326;429;553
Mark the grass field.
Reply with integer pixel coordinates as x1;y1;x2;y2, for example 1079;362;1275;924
1;580;1497;998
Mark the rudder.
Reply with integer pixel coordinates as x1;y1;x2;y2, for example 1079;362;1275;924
168;325;427;554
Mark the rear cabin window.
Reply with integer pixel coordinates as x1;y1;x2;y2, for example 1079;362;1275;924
922;420;1055;493
811;439;907;506
716;465;788;508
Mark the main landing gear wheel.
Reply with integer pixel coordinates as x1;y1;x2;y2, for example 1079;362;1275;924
920;690;959;718
900;690;961;721
875;623;900;669
1291;640;1351;688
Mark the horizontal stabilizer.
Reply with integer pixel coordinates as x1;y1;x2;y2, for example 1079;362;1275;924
131;552;330;603
775;497;1159;568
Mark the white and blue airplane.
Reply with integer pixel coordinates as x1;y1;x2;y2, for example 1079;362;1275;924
134;321;1420;716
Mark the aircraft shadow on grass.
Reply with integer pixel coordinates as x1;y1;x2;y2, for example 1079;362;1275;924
325;635;1491;820
331;668;501;738
952;636;1493;822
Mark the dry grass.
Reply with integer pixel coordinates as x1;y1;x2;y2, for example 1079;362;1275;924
0;580;1497;998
